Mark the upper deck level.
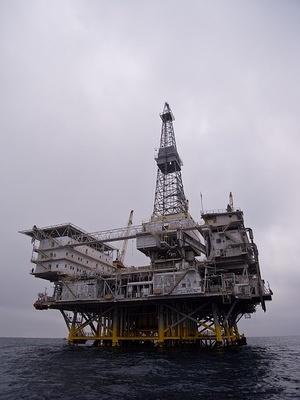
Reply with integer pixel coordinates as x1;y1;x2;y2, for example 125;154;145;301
20;223;117;281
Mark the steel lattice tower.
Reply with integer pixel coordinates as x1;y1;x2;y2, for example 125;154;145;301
152;103;188;218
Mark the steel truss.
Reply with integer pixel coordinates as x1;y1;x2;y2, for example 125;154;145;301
61;300;246;348
153;103;188;218
153;168;187;217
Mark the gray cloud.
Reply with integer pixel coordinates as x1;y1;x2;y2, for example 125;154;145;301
0;0;299;337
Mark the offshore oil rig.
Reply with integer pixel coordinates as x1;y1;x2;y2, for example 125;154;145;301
21;103;272;348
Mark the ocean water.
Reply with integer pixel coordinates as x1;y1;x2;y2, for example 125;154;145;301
0;337;299;400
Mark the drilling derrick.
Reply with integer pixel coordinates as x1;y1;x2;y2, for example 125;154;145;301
20;103;272;348
137;103;203;265
153;103;188;218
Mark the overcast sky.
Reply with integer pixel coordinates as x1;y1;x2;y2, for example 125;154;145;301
0;0;299;337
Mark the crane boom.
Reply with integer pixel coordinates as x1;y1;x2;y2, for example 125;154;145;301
119;210;134;264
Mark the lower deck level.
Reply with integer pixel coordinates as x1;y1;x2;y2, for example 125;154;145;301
42;296;270;348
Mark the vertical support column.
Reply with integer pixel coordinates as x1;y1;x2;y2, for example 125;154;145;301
68;311;77;344
119;306;123;341
157;304;164;346
112;306;119;347
97;315;101;337
228;324;235;343
212;304;222;345
223;320;231;345
232;322;240;340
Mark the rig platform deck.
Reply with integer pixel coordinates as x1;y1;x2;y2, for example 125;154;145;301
21;103;272;347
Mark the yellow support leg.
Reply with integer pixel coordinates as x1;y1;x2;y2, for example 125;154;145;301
67;312;77;344
212;304;223;345
68;326;76;344
112;307;119;347
157;305;164;346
